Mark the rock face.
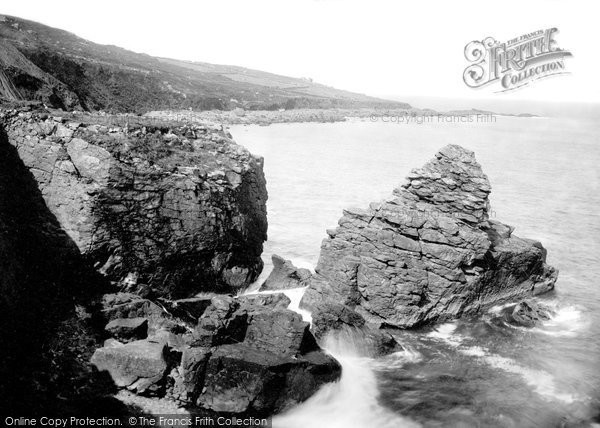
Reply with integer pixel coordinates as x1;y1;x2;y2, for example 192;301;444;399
301;145;558;328
259;254;312;291
0;107;268;298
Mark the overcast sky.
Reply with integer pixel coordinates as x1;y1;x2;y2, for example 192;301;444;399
2;0;598;103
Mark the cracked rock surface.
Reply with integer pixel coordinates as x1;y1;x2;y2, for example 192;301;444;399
301;144;558;328
0;107;268;297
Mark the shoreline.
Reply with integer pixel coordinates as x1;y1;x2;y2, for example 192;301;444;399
143;107;538;127
0;101;539;128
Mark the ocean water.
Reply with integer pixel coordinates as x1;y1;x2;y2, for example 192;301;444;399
231;116;600;427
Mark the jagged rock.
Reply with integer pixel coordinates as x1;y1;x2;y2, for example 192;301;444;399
236;292;291;311
259;254;312;291
243;309;318;357
311;302;400;356
311;302;366;338
171;346;211;404
102;293;164;320
90;340;169;394
1;108;268;299
166;296;340;411
190;295;317;357
301;145;558;328
197;344;341;414
101;292;174;334
191;296;248;347
159;296;214;324
508;300;554;327
105;317;148;342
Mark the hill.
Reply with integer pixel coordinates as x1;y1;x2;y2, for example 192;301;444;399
0;15;408;113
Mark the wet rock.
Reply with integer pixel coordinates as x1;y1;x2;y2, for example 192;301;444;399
243;309;318;357
311;302;400;356
105;317;148;342
259;254;311;291
311;302;366;338
508;300;554;327
197;344;341;414
90;340;169;394
301;145;559;328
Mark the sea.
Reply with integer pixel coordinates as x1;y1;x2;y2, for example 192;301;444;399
230;110;600;428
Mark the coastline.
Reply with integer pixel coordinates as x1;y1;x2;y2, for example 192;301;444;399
143;107;536;127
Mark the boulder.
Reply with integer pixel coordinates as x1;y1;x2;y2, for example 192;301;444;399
301;145;558;328
244;309;318;357
165;296;341;412
191;296;248;347
190;295;318;357
90;340;169;394
105;317;148;342
508;300;554;327
159;296;214;323
311;302;365;339
259;254;312;291
311;302;400;357
197;344;341;415
101;292;173;334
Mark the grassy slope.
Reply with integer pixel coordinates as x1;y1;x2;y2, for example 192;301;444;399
0;14;409;113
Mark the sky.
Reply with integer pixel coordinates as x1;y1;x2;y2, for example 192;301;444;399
2;0;599;104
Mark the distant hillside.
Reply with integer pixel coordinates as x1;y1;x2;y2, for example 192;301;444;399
0;15;409;113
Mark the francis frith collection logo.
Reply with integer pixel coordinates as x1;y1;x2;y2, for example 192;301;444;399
463;28;572;92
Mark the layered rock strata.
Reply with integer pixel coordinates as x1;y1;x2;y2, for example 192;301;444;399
301;144;558;328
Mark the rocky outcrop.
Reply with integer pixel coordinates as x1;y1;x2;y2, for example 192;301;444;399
301;145;558;328
0;107;268;298
505;300;554;327
92;293;341;415
259;254;312;291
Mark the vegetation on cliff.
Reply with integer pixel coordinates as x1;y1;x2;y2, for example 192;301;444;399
0;15;409;113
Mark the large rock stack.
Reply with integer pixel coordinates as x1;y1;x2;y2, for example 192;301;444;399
301;144;558;328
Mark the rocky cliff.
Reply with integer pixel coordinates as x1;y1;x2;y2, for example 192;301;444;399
301;145;558;328
0;107;268;298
